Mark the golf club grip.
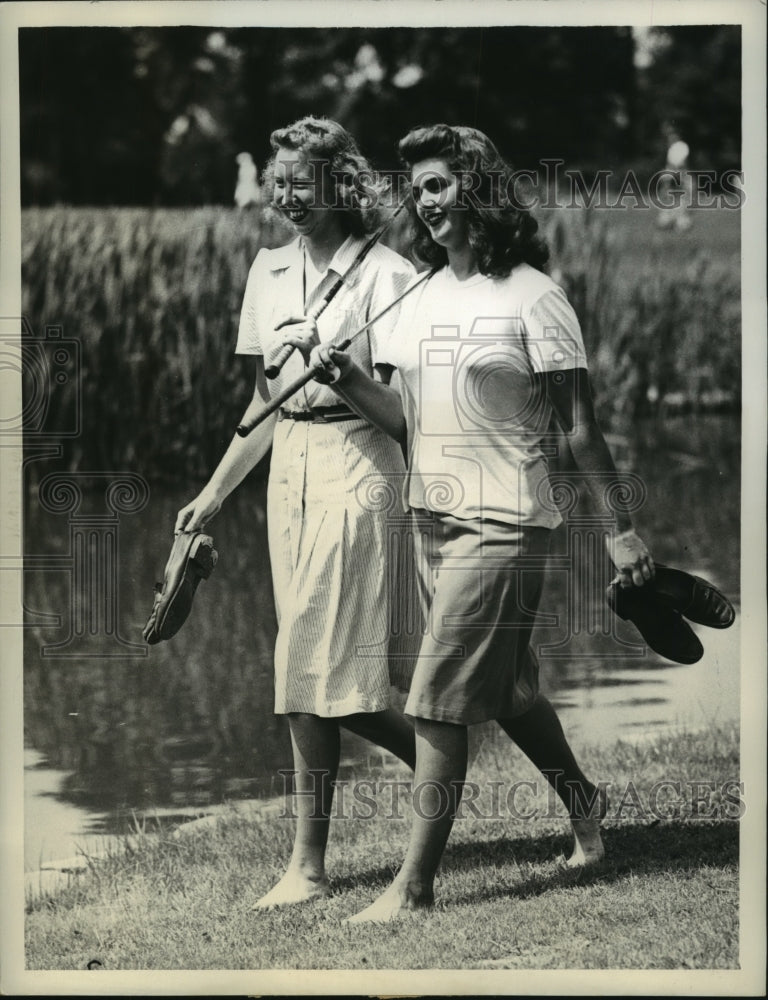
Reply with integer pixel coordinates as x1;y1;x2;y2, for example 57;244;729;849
236;338;354;437
264;287;341;379
236;367;319;436
264;346;294;380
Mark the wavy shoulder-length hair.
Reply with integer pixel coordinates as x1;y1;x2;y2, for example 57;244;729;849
398;124;549;276
262;116;383;236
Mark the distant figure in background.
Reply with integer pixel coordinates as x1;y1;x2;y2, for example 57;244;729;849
657;134;692;232
235;152;262;208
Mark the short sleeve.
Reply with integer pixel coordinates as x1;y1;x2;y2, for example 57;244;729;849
366;250;416;366
524;285;588;373
234;248;267;356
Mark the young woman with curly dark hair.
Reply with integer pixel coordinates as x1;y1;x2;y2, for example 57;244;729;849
311;124;655;921
400;123;549;276
176;117;417;908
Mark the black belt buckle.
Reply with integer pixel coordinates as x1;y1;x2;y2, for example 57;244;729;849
279;406;354;423
278;408;311;421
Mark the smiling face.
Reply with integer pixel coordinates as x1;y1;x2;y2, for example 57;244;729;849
410;157;469;252
272;147;337;241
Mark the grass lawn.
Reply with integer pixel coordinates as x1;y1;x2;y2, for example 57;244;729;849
542;199;741;271
25;724;741;971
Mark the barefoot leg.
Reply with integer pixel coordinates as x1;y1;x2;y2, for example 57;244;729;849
499;694;606;866
345;718;467;923
253;713;338;909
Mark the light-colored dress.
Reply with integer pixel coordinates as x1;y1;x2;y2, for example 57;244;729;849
379;263;588;724
235;236;415;716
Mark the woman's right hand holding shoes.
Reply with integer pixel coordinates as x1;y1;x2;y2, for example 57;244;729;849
174;487;223;536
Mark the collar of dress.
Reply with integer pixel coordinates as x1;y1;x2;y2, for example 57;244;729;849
265;235;364;286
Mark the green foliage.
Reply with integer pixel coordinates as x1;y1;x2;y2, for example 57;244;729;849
21;205;740;480
21;206;288;479
541;206;740;429
20;26;741;206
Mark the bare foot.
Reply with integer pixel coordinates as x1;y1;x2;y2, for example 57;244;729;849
566;788;608;868
566;818;605;867
344;882;433;923
251;869;331;910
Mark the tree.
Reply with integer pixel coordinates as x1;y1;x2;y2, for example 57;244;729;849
19;24;738;206
635;26;741;173
20;27;162;204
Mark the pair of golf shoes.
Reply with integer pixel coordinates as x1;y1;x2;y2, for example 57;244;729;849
606;564;735;664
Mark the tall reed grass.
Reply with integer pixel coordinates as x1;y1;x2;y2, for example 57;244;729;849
21;205;740;480
542;207;741;427
21;207;287;479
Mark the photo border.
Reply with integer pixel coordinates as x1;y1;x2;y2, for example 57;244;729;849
1;1;765;995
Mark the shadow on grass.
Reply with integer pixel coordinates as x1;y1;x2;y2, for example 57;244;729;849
331;820;738;904
446;820;739;905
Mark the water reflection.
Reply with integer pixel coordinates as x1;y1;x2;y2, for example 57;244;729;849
23;416;740;849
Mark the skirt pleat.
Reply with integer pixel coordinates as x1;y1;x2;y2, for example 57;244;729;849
267;417;412;716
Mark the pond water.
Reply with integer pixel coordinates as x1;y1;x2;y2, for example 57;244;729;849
22;416;740;869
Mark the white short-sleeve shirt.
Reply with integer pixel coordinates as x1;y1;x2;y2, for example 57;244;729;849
379;263;588;528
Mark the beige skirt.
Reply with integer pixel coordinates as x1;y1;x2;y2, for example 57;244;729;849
267;415;413;716
404;510;551;725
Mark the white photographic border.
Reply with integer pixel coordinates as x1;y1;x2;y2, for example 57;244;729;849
1;1;765;995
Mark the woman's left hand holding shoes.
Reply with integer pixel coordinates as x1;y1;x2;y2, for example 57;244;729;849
607;528;655;588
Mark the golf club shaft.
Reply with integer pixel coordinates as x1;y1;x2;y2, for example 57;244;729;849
236;268;433;437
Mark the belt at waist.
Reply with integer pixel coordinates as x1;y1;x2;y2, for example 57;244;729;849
278;404;360;423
